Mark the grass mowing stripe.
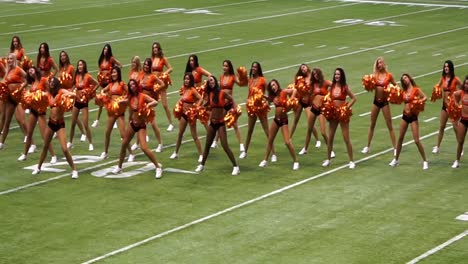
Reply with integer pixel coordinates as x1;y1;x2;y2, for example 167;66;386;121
406;230;468;264
0;0;268;36
81;127;450;264
342;0;468;8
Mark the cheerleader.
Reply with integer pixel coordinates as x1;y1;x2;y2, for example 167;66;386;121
451;76;468;168
389;74;428;169
36;42;58;78
170;72;203;162
322;68;356;169
195;75;240;175
32;77;78;178
112;79;163;178
258;79;299;170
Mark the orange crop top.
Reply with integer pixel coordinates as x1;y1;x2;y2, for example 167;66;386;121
75;73;93;90
312;80;331;96
220;74;235;90
441;76;460;93
30;77;48;92
139;74;157;92
38;57;54;73
209;91;226;108
273;90;288;108
181;87;198;104
99;57;115;72
403;87;419;103
331;84;348;101
110;81;126;96
5;66;24;84
374;73;393;87
248;76;266;97
14;48;25;61
151;57;166;73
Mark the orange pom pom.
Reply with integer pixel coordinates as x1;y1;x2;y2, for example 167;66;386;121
285;97;299;112
337;105;353;123
160;73;172;86
237;67;248;86
138;105;155;123
58;93;75;112
246;87;269;117
387;84;403;104
106;95;127;117
446;96;461;121
362;74;376;92
185;106;198;125
196;81;207;98
173;101;183;120
94;93;110;107
0;82;9;102
320;93;336;121
410;99;425;115
10;87;25;104
97;72;110;87
224;105;242;128
197;106;210;125
430;84;442;102
58;71;73;88
20;56;33;71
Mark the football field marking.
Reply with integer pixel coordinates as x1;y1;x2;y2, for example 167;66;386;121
406;230;468;264
81;128;449;264
342;0;468;8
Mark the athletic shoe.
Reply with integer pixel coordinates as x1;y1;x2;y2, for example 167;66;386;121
155;167;163;179
28;144;36;154
271;154;277;163
331;151;336;158
239;151;246;159
195;164;204;172
50;156;57;164
259;160;267;167
131;143;139;151
432;146;439;154
198;155;203;163
111;167;122;174
32;167;41;175
452;160;459;169
128;154;135;162
231;166;240;176
67;142;73;149
88;144;94;151
71;170;79;179
315;140;321;148
349;161;356;169
170;152;178;159
146;135;150;142
298;148;307;155
423;161;429;170
322;159;331;167
18;153;27;161
100;152;108;159
166;124;174;132
361;146;370;154
211;141;217;149
91;120;99;128
155;144;163;153
0;143;3;150
80;134;86;142
240;144;245;152
293;162;299;170
113;122;118;129
389;158;399;167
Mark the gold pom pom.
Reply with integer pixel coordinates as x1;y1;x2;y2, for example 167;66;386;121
387;84;403;104
173;101;183;120
224;105;242;128
362;74;376;92
446;96;461;121
106;95;127;117
320;93;336;121
430;84;442;102
237;67;248;86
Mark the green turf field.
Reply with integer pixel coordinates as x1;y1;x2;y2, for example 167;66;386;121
0;0;467;263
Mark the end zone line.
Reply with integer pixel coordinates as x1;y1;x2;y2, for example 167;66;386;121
406;230;468;264
81;128;447;264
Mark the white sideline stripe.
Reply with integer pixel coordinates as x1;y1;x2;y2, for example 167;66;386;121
230;39;242;42
341;0;468;8
406;230;468;264
359;112;371;117
81;128;448;264
424;117;437;123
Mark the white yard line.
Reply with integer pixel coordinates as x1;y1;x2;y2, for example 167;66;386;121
81;128;450;264
406;230;468;264
342;0;468;8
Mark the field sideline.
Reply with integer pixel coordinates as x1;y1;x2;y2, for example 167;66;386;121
0;0;467;263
